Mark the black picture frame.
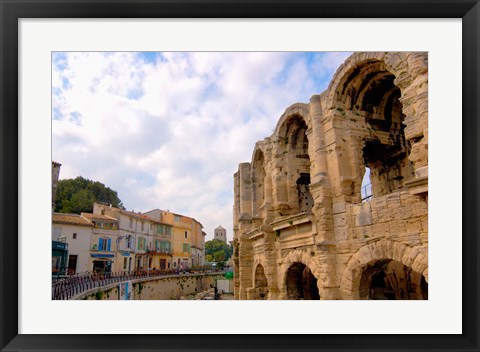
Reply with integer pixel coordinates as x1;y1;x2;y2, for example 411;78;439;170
1;1;478;351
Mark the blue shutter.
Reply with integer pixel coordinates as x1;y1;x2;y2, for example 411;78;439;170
107;238;111;251
98;238;103;251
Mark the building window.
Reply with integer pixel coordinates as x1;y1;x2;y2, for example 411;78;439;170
129;218;133;228
98;238;111;251
174;215;180;222
72;233;77;239
123;257;127;270
141;222;144;231
101;209;105;215
184;231;188;239
137;237;146;251
183;243;190;254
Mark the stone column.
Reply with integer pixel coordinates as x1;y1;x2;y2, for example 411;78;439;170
316;242;340;299
238;163;253;219
395;52;429;183
238;237;253;299
308;94;335;243
261;228;279;299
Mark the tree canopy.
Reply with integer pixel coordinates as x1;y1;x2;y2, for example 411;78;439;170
205;239;232;262
55;176;124;214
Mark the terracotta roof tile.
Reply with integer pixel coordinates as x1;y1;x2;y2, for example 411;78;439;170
53;213;93;227
81;212;117;222
119;209;164;224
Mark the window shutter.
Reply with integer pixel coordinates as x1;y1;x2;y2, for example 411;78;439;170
138;237;141;250
107;238;111;251
98;238;103;251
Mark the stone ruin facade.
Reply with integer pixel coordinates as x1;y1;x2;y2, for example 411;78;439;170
233;52;428;300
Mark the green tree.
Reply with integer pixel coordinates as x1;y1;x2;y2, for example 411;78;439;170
205;239;233;262
55;176;124;214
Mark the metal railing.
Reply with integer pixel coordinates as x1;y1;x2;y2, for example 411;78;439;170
51;268;224;300
361;183;372;202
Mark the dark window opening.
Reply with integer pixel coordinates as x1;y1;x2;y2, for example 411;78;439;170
296;173;313;212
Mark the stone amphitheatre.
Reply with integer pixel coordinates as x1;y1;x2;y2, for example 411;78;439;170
232;52;428;300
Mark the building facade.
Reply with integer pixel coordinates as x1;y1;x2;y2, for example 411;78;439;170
144;209;205;269
52;213;93;274
233;52;428;300
93;203;160;271
81;212;121;273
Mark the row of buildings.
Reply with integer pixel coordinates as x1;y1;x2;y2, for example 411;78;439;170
52;203;207;275
51;163;207;275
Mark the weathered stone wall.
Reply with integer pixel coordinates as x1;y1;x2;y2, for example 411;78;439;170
233;52;428;300
75;273;223;300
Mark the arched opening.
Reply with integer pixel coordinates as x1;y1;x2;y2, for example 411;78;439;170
296;173;313;212
358;259;428;300
285;262;320;300
282;115;312;213
254;264;269;300
335;60;415;200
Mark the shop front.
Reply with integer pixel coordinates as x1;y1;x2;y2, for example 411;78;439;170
90;253;115;273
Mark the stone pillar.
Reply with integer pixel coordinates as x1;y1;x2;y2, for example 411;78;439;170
262;229;279;299
271;147;290;216
316;242;340;299
238;163;253;219
395;52;428;182
238;238;253;299
309;94;335;243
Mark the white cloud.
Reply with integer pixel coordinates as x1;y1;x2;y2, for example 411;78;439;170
52;51;349;240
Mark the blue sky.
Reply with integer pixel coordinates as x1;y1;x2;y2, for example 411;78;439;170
52;51;351;240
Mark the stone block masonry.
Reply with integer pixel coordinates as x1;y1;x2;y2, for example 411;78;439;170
233;52;428;300
75;273;223;300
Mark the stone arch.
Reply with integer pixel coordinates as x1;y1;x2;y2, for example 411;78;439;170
278;249;323;298
251;145;267;219
273;105;313;214
274;103;312;137
322;52;428;202
340;239;428;299
324;52;427;109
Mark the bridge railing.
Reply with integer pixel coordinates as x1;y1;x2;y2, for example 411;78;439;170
51;268;225;300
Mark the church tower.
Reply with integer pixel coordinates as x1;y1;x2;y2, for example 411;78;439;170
214;225;227;243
